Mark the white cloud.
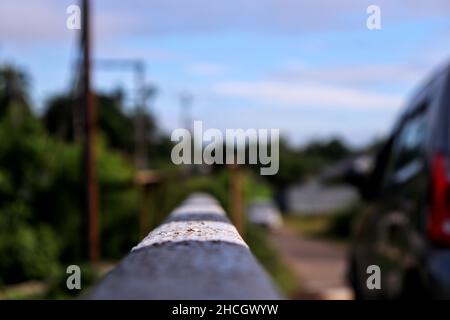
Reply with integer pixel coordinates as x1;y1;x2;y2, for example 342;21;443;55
0;1;67;42
113;0;450;35
272;63;431;88
213;80;404;110
3;0;450;43
95;46;177;62
185;63;227;76
0;0;140;44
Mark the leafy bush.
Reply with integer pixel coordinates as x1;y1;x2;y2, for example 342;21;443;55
0;202;60;285
0;102;140;285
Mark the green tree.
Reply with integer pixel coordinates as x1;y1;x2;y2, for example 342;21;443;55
0;65;30;119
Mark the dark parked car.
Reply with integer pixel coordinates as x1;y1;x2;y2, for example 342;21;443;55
347;64;450;299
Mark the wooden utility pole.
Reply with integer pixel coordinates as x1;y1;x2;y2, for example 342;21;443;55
81;0;100;262
229;164;244;235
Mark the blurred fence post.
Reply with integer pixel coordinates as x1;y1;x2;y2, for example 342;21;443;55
135;170;162;238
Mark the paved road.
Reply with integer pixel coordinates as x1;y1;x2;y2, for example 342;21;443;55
269;226;354;300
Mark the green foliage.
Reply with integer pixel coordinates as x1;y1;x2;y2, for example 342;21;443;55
243;172;273;202
0;64;356;298
43;93;158;154
262;138;351;189
0;94;140;285
44;93;136;150
44;263;99;299
284;202;362;242
185;171;230;207
99;151;139;258
245;224;296;296
0;202;60;285
264;140;305;188
0;66;30;118
303;138;350;162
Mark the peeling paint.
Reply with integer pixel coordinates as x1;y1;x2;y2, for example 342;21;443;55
132;220;247;251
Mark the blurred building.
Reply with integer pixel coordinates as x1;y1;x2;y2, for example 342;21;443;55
286;179;358;215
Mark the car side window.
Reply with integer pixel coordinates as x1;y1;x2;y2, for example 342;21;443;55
393;112;426;170
383;108;427;186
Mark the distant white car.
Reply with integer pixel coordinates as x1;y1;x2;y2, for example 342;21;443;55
247;200;283;229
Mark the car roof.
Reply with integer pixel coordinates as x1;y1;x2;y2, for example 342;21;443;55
394;61;450;124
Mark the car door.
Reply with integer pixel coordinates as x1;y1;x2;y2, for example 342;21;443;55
375;105;429;298
352;98;430;299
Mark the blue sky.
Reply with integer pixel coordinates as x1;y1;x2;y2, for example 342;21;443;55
1;0;450;146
